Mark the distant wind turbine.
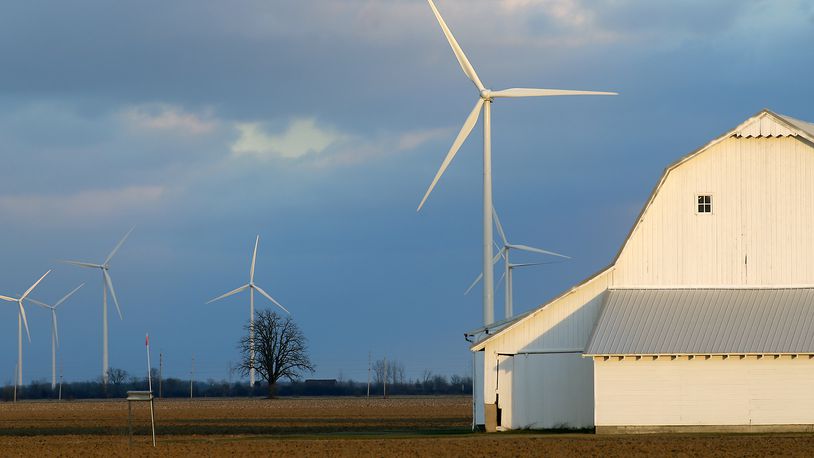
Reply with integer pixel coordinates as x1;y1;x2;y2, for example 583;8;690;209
27;283;84;390
61;227;133;385
0;270;51;386
207;235;289;387
417;0;616;326
465;209;569;318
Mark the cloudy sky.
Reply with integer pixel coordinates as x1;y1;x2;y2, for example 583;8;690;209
1;0;813;384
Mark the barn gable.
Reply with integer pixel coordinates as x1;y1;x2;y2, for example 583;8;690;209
613;109;814;286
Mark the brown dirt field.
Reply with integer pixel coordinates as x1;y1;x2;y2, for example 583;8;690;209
1;396;814;457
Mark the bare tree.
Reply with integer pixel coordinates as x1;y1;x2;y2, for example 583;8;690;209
372;359;387;385
238;310;314;398
388;360;405;385
108;368;128;385
372;358;406;386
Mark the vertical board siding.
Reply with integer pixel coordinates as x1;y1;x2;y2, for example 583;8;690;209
595;356;814;426
499;353;594;429
614;136;814;287
482;269;612;428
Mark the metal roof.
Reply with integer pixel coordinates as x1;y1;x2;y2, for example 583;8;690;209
585;288;814;356
778;113;814;140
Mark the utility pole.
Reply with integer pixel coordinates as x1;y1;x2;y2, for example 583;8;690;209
366;352;371;399
13;364;17;403
190;355;194;400
58;364;63;401
158;352;163;399
383;357;387;399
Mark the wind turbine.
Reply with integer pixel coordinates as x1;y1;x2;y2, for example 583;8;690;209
0;270;51;387
27;284;84;390
61;227;133;385
465;209;569;319
207;235;290;387
417;0;616;326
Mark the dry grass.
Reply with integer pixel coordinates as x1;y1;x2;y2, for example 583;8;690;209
1;396;813;456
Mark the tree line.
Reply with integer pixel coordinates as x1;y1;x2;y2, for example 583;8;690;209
0;372;472;401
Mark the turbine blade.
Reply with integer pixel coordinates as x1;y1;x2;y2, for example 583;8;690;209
0;295;17;302
250;235;259;283
510;261;561;268
492;208;508;245
25;297;51;309
495;270;506;290
18;300;30;342
52;311;59;348
490;88;618;98
206;284;249;304
493;249;504;265
464;251;505;295
427;0;485;92
464;272;483;296
55;283;84;308
253;285;290;315
417;98;484;211
60;260;102;269
105;226;135;264
22;270;51;300
103;270;123;320
507;244;571;259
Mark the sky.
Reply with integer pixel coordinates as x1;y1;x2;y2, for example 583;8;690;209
1;0;813;385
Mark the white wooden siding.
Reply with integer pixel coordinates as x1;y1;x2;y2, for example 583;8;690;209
595;356;814;426
481;269;612;428
496;353;594;429
614;136;814;287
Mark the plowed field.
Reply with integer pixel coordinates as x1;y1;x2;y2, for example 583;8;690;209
1;396;813;456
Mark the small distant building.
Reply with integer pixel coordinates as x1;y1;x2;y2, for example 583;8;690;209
304;379;337;388
470;109;814;432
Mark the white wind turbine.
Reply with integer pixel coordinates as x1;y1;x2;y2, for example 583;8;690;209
207;235;290;387
26;284;84;390
417;0;616;326
0;270;51;387
465;209;569;318
61;227;133;385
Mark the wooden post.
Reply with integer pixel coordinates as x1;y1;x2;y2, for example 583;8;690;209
127;391;156;447
128;401;133;447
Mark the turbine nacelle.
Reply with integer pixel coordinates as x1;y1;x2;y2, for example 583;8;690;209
479;89;492;100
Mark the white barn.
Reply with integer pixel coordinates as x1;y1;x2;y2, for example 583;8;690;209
469;109;814;432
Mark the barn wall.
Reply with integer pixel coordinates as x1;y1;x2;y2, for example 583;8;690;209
496;352;594;429
594;356;814;426
614;136;814;287
482;269;613;429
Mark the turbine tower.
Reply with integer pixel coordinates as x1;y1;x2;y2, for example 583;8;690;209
61;227;133;384
207;235;290;387
418;0;616;326
0;270;51;386
465;209;569;318
27;284;84;390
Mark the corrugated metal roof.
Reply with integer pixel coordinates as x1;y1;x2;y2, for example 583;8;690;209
778;113;814;139
585;288;814;355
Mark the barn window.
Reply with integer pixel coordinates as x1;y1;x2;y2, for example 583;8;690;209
697;195;712;213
